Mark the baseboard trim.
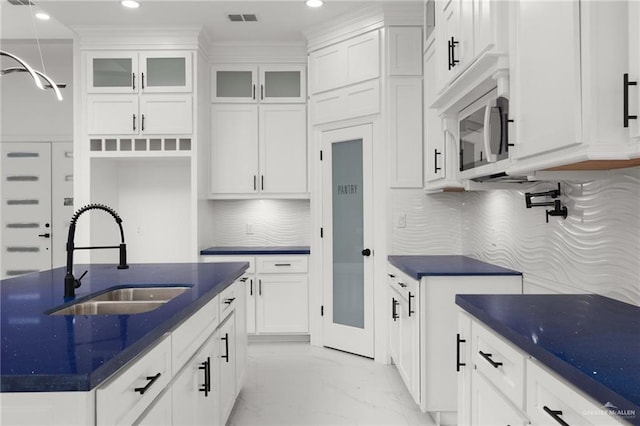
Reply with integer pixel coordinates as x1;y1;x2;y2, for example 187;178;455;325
248;334;311;343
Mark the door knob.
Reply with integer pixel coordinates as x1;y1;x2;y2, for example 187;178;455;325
38;233;51;238
361;248;371;256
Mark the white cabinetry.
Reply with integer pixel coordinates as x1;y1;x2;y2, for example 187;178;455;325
203;255;309;335
218;313;236;424
629;1;640;147
509;1;638;172
387;27;423;189
211;64;306;103
309;30;381;125
387;263;521;422
209;104;307;197
86;50;193;136
458;314;626;426
137;389;173;426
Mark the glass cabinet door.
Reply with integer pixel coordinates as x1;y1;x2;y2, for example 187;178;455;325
211;65;258;103
259;65;306;103
87;52;138;93
140;51;192;93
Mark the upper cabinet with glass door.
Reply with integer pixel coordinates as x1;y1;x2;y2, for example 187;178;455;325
87;51;192;94
211;64;306;103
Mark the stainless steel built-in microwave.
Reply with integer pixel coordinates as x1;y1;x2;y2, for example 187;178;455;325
458;89;510;172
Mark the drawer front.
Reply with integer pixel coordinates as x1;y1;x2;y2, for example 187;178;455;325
526;359;626;426
256;256;308;274
97;335;172;426
220;280;240;318
387;264;417;299
472;320;526;410
200;255;255;273
171;295;219;372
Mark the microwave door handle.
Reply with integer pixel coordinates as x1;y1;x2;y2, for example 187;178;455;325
483;103;497;163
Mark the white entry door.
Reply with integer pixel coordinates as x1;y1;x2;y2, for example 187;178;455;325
321;124;374;358
0;142;73;278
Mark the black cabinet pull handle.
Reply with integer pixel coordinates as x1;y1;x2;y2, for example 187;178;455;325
133;114;136;131
141;114;145;132
506;113;515;148
253;175;257;191
134;372;161;395
253;84;256;100
250;278;253;296
450;37;459;69
392;297;399;321
239;277;248;282
447;39;452;70
261;84;264;100
38;233;51;238
624;73;638;128
223;297;236;305
408;292;415;317
132;72;136;90
198;357;211;396
259;279;262;295
434;149;442;172
274;263;291;267
261;175;264;191
221;333;229;362
543;406;570;426
456;333;466;372
397;282;406;288
388;273;396;278
478;350;503;368
141;72;145;90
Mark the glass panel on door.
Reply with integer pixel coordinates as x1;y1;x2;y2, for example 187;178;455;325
331;139;364;329
145;57;186;88
93;58;133;88
264;71;301;98
216;71;253;98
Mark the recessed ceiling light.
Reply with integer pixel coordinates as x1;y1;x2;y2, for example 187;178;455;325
35;12;50;20
121;0;140;9
306;0;323;8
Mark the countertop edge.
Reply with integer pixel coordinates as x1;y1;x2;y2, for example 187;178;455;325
200;246;310;256
455;296;640;425
388;255;522;280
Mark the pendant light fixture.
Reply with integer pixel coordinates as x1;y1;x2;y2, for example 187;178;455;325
0;50;64;101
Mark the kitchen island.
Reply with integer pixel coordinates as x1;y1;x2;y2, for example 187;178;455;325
1;262;249;425
456;294;640;425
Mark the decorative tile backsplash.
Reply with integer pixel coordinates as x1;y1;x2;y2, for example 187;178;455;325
209;199;311;246
391;168;640;306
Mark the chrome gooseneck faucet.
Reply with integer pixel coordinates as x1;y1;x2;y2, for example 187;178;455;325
65;204;129;298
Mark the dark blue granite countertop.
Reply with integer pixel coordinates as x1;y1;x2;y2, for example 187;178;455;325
0;262;248;393
200;246;310;255
456;294;640;425
388;255;522;280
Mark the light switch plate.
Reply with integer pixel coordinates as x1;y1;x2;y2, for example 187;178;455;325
246;223;254;234
396;213;406;228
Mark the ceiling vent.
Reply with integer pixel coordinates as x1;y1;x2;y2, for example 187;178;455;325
227;14;258;22
7;0;36;5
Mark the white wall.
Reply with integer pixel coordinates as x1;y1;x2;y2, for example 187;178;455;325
0;39;73;142
389;169;640;306
206;199;311;247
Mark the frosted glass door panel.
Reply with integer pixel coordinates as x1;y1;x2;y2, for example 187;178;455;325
332;139;364;329
92;58;134;91
145;57;185;88
264;72;300;98
211;66;257;102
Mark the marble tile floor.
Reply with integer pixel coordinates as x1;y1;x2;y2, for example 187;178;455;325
227;342;436;426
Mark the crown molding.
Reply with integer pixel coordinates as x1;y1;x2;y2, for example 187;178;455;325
75;27;202;50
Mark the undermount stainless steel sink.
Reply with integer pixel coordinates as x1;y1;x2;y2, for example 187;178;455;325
49;286;191;316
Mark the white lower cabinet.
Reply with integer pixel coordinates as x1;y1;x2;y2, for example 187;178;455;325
137;389;173;426
203;255;309;336
219;313;237;424
459;313;626;426
387;263;522;423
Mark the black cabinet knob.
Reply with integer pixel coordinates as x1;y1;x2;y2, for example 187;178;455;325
361;248;371;256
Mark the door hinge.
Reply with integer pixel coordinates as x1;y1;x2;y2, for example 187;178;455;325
321;305;324;316
320;227;323;238
320;150;323;161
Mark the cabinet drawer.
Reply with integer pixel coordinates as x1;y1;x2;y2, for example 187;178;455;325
472;320;526;410
96;335;172;426
256;256;308;274
526;359;626;426
171;295;219;372
200;255;255;273
220;280;241;318
387;265;417;299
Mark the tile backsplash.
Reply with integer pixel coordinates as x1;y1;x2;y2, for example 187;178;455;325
209;199;311;247
391;168;640;305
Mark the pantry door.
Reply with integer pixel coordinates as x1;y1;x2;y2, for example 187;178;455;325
321;124;374;358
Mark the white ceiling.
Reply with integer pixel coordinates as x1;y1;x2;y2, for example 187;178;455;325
1;1;416;42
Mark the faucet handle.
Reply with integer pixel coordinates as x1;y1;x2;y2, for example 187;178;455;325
75;270;88;288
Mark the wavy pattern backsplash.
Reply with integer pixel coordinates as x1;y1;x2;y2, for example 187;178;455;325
391;169;640;306
209;200;311;246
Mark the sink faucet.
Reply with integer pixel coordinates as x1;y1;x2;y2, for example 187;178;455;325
65;204;129;298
